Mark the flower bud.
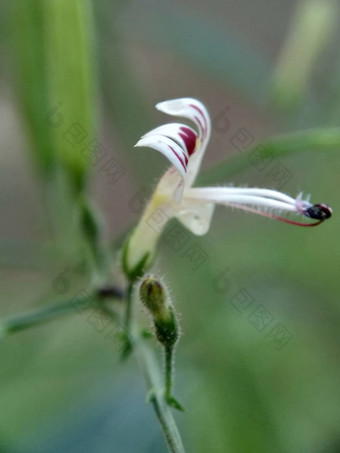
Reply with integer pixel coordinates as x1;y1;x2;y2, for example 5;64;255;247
154;308;179;349
139;276;169;319
139;276;179;348
139;275;182;410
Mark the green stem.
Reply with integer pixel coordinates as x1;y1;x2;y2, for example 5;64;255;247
0;287;185;452
0;295;96;336
135;338;185;453
124;282;134;334
164;345;174;401
103;284;185;452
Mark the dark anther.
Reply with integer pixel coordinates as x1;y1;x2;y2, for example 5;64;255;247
304;203;332;221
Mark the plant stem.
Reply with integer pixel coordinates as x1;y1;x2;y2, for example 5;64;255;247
0;295;97;336
103;292;185;452
124;281;134;334
0;279;184;451
135;338;185;453
164;345;174;401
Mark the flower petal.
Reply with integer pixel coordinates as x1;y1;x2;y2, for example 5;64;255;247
183;186;330;226
175;200;215;235
143;123;197;157
156;166;185;203
156;98;211;188
156;98;210;142
186;187;298;205
185;187;300;212
135;135;188;178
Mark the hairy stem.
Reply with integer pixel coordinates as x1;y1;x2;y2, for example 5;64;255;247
0;282;184;451
135;338;185;453
164;345;174;401
103;289;185;452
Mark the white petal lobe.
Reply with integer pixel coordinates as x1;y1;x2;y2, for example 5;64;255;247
135;135;187;178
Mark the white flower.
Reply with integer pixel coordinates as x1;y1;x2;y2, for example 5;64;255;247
123;98;332;277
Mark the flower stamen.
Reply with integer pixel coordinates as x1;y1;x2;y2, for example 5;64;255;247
224;202;332;227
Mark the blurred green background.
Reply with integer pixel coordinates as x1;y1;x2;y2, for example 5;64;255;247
0;0;340;452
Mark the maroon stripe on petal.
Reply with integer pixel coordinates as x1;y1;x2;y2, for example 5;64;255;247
169;145;186;171
190;104;206;125
179;126;197;156
194;115;205;138
190;104;208;138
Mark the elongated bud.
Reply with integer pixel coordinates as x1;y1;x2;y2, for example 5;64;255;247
139;275;183;411
139;276;179;348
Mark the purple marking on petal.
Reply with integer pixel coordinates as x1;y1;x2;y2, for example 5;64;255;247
179;126;197;156
194;115;206;139
190;104;208;139
168;145;186;171
190;104;207;126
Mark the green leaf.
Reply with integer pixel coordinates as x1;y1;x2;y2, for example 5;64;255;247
11;0;96;192
44;0;96;192
199;127;340;185
10;0;55;173
165;395;185;412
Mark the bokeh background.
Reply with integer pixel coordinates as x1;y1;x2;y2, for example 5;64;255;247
1;1;340;452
